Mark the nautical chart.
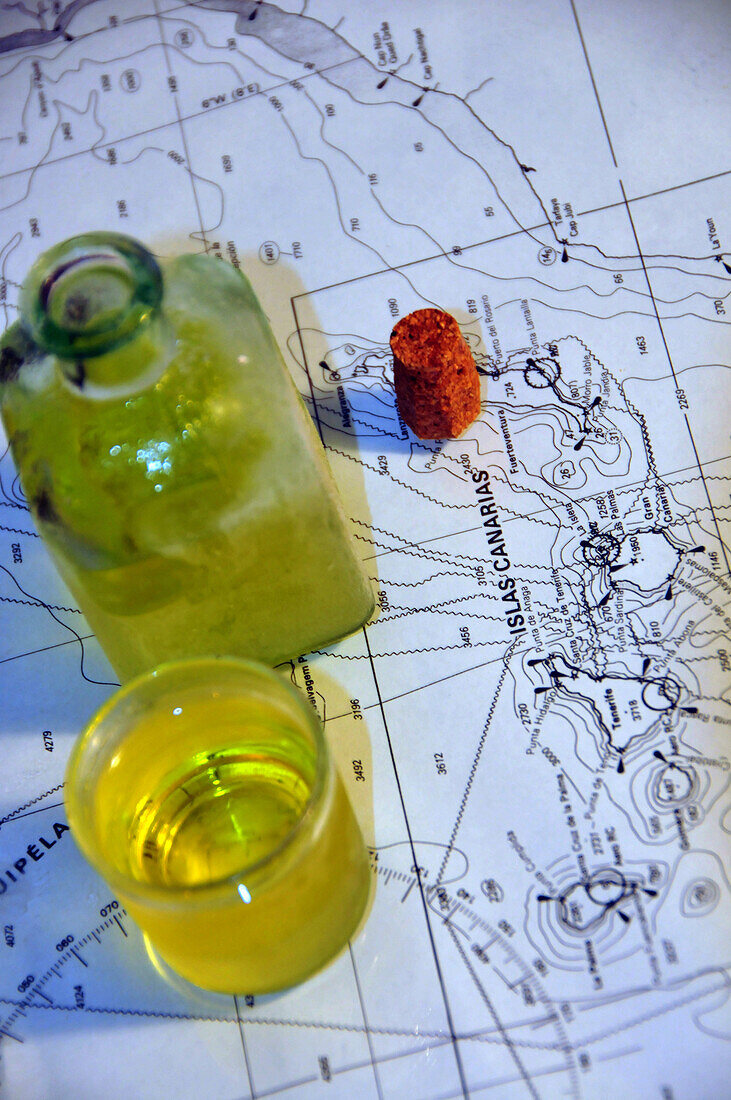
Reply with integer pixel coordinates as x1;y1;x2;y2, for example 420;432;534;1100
0;2;729;1097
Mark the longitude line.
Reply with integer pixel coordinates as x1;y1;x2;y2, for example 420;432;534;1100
619;181;681;385
0;800;65;827
568;1;730;575
294;275;467;1096
152;0;209;249
446;925;541;1100
682;416;731;575
361;628;470;1099
435;652;512;887
0;634;95;666
233;995;257;1099
619;178;731;575
569;0;617;166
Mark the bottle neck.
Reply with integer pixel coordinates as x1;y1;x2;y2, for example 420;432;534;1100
18;232;168;396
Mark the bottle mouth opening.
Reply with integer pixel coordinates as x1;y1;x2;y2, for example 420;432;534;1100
20;233;163;359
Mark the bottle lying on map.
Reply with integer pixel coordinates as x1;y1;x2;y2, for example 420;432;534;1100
0;232;374;680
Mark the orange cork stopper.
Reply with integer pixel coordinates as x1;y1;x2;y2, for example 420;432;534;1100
389;308;481;439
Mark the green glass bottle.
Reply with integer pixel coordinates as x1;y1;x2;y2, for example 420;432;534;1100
0;233;374;680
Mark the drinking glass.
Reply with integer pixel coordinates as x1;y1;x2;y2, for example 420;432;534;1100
65;657;371;994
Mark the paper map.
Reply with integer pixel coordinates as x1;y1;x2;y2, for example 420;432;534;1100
0;2;729;1097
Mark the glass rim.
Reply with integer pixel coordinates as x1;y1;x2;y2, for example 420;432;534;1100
64;656;330;907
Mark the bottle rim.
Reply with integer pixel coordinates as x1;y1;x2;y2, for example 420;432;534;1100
19;232;163;359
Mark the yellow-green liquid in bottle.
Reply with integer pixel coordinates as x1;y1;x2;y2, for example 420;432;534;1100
1;234;374;679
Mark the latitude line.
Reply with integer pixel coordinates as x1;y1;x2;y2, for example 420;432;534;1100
0;62;726;277
290;166;731;297
285;1033;649;1100
357;451;731;560
611;168;731;209
619;178;731;575
0;58;358;186
0;119;179;185
325;653;511;723
241;1016;569;1100
1;2;728;323
247;1072;319;1099
0;12;725;1095
0;0;726;247
0;121;724;257
361;626;471;1100
305;1034;455;1087
0;96;726;355
569;0;617;166
0;633;95;665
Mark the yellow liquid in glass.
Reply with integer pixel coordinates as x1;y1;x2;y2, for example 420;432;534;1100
89;692;370;994
129;749;313;888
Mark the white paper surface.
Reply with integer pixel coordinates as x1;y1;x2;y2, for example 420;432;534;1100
0;2;729;1097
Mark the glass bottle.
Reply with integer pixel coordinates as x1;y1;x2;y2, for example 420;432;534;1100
0;233;374;680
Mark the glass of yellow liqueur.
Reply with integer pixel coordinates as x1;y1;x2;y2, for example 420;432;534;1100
65;658;371;994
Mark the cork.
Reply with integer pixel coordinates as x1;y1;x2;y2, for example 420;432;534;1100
389;308;481;439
